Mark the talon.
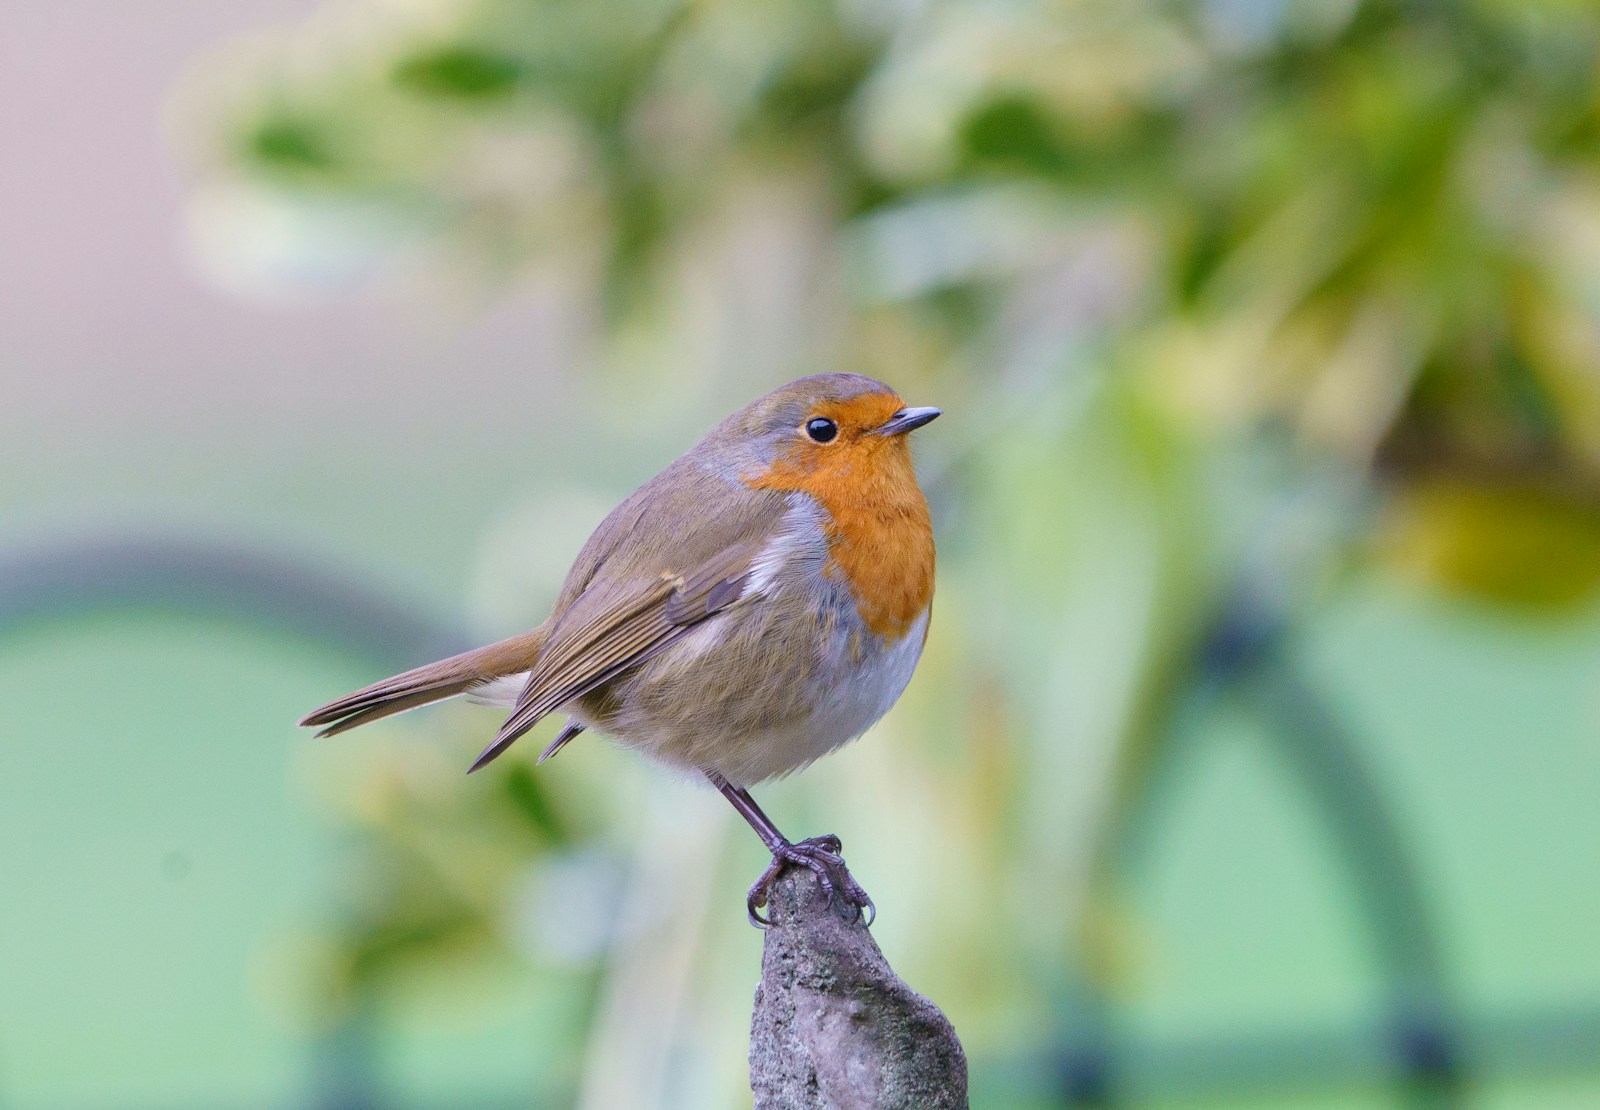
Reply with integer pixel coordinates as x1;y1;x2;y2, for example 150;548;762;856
746;864;781;927
744;835;873;929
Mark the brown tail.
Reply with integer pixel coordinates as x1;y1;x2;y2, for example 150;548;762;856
299;627;548;738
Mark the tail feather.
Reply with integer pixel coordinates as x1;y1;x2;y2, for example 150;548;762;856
300;627;548;738
306;682;478;738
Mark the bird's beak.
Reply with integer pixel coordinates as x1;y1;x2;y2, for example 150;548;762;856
874;406;942;436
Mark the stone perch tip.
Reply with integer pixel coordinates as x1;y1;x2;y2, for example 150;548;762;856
749;865;970;1109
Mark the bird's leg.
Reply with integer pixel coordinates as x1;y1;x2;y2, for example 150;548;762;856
708;771;874;928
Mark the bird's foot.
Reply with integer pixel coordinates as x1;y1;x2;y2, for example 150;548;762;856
747;835;875;929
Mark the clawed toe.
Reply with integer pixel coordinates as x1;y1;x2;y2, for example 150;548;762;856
746;835;874;928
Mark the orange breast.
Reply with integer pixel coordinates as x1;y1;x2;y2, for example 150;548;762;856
745;393;935;640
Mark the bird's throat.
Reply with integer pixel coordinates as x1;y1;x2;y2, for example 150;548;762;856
747;442;934;639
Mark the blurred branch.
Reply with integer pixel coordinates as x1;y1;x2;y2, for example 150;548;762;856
1081;583;1464;1104
0;535;469;667
750;866;969;1110
0;534;565;1107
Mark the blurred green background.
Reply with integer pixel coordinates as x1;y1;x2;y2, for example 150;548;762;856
4;0;1600;1106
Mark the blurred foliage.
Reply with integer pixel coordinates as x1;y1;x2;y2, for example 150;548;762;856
316;755;581;1016
185;0;1600;601
175;0;1600;1102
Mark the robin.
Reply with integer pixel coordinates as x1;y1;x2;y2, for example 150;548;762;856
300;373;939;925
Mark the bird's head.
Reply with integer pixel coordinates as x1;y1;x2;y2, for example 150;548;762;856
706;373;940;502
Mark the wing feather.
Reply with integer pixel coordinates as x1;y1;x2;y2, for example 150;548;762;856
466;542;767;772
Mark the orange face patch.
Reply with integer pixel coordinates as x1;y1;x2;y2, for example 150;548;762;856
745;391;936;639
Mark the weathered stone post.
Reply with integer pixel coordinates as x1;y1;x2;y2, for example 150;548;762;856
749;867;969;1109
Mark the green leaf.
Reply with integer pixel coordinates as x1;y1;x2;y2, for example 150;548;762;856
501;763;570;845
393;46;524;100
959;94;1066;176
246;118;335;172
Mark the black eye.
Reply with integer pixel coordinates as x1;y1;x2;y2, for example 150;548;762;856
804;417;839;443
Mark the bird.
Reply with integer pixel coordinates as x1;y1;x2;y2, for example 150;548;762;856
299;373;939;925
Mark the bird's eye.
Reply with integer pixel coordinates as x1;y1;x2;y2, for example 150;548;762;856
804;417;839;443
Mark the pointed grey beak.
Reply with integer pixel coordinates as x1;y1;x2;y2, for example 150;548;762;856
874;406;942;436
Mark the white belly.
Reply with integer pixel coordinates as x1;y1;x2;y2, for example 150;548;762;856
708;606;930;786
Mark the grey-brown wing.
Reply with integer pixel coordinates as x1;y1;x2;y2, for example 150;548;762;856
466;494;783;772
